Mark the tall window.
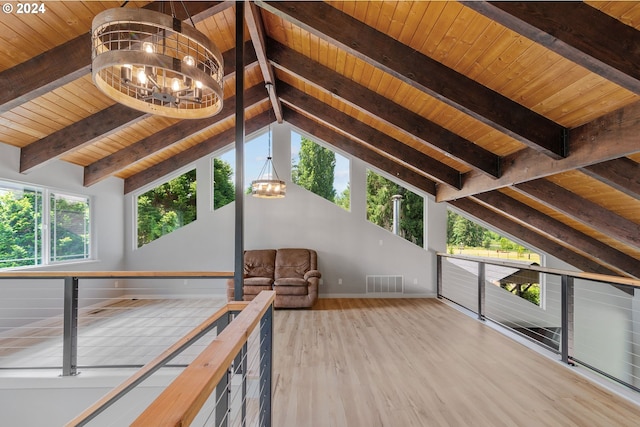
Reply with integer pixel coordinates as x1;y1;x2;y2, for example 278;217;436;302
447;210;540;262
291;132;350;210
212;157;235;210
447;209;542;306
366;170;424;247
0;181;90;269
137;169;196;247
50;193;91;262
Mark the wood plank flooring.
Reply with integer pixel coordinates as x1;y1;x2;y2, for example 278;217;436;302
272;298;640;427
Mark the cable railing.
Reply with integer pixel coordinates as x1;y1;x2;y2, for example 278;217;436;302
64;291;274;426
437;253;640;393
0;271;233;374
131;291;275;427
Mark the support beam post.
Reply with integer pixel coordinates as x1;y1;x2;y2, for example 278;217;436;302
234;1;245;302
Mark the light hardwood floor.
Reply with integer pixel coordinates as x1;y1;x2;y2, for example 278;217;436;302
272;298;640;427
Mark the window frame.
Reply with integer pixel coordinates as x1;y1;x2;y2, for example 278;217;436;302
134;167;198;249
446;207;546;309
0;179;93;270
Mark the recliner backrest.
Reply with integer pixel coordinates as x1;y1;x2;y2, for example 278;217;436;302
275;248;316;280
244;249;277;279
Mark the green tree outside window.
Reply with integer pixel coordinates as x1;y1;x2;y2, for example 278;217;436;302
292;136;337;202
0;189;41;268
213;157;235;209
137;170;197;247
50;194;90;262
366;170;424;247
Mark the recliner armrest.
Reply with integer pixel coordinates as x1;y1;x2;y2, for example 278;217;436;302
304;270;322;280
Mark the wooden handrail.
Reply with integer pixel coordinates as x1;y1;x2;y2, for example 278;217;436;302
131;291;275;427
0;271;233;279
438;253;640;289
65;300;250;427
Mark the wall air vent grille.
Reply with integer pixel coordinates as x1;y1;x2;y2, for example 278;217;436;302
366;275;404;294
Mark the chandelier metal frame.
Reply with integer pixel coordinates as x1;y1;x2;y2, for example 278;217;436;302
91;7;224;119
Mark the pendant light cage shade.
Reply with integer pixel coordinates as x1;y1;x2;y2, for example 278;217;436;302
251;157;287;199
91;8;224;119
251;118;286;198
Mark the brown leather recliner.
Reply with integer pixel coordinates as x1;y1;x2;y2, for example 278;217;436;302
227;248;321;308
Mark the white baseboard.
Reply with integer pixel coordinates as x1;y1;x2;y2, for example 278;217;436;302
319;293;437;298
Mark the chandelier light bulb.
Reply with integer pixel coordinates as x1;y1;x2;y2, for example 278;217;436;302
183;55;195;67
137;69;148;85
171;77;181;92
142;42;155;53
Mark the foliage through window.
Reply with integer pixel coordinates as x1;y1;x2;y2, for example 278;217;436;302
0;181;90;269
137;170;196;247
366;170;424;247
447;210;540;262
50;193;91;262
447;209;542;306
213;157;235;210
291;133;350;210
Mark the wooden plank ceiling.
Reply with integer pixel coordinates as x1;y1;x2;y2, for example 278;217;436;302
0;1;638;279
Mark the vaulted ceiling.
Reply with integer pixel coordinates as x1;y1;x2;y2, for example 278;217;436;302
0;1;638;279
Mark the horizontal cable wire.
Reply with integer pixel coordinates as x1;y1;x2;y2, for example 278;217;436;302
440;255;640;393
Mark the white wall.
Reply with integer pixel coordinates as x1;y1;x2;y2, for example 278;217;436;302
124;122;447;297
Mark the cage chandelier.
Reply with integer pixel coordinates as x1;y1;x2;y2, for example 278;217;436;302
91;6;224;119
251;95;286;199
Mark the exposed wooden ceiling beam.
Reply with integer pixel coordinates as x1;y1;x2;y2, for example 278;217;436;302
256;0;567;159
279;83;461;189
463;1;640;94
245;0;283;122
20;44;258;174
0;34;90;114
0;1;232;114
85;84;267;187
471;191;640;278
449;198;621;277
125;110;272;194
513;179;640;250
437;100;640;202
580;158;640;199
283;107;437;196
268;38;500;179
20;105;146;174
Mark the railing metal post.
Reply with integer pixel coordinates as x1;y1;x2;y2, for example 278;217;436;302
478;262;486;321
561;275;575;365
241;342;247;427
259;305;273;427
62;276;79;376
436;254;443;298
215;314;230;427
